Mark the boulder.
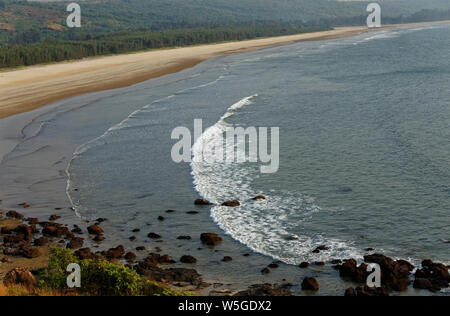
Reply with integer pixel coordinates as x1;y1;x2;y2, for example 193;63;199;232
194;199;212;205
180;255;197;264
301;277;319;291
252;195;266;201
299;262;310;269
125;252;137;262
22;246;40;258
6;211;24;220
74;248;97;260
222;256;232;262
105;245;125;259
200;233;222;246
87;225;103;235
148;232;162;239
221;200;240;207
177;236;192;240
66;237;84;249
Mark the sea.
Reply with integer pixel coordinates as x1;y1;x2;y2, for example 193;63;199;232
1;24;449;295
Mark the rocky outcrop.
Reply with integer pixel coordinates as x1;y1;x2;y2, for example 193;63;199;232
414;260;450;292
87;225;103;236
105;245;125;259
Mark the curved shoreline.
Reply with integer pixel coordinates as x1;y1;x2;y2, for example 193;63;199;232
1;21;449;120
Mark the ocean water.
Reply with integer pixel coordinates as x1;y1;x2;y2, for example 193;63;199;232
3;24;448;295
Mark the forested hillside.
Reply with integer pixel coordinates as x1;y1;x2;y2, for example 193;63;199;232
1;0;450;68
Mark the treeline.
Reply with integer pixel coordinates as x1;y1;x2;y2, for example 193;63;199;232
0;25;326;68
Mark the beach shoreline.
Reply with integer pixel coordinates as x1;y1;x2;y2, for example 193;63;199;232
1;20;449;296
0;20;448;120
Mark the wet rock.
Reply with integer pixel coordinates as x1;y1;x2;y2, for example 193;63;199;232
165;210;176;213
87;225;103;236
331;259;342;265
414;260;449;292
19;203;30;209
95;218;107;223
26;218;39;225
364;254;414;291
105;245;125;259
72;225;83;234
67;237;84;249
125;252;137;262
221;200;240;207
93;234;105;242
222;256;232;262
157;216;165;221
3;267;37;288
6;211;24;220
261;268;270;275
194;199;212;206
200;233;222;246
299;262;310;269
312;245;329;253
413;278;436;292
75;248;97;260
132;229;140;233
365;248;374;251
177;236;192;240
235;284;292;296
148;232;162;239
1;227;13;235
314;262;325;266
252;195;266;201
187;211;199;215
301;277;319;291
49;215;61;221
129;236;137;241
180;255;197;264
136;246;146;251
268;263;279;269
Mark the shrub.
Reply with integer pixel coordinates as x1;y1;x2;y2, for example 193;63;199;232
38;247;188;296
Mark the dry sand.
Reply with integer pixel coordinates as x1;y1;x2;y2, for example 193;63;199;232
0;21;449;119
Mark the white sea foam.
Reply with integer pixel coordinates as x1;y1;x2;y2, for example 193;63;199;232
191;95;363;264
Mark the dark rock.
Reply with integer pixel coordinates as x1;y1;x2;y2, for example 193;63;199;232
235;284;292;296
93;234;105;242
67;237;84;249
200;233;222;246
413;278;436;292
180;255;197;264
157;216;165;221
95;218;107;223
221;200;240;207
75;248;97;260
252;195;266;201
49;215;61;221
125;252;137;262
6;211;24;220
299;262;310;269
268;263;279;269
301;277;319;291
177;236;192;240
132;228;140;233
314;261;325;266
194;199;212;205
26;218;39;225
105;245;125;259
87;225;103;235
186;211;199;214
129;236;136;241
312;245;329;253
261;268;270;275
136;246;146;251
148;232;162;239
72;225;83;234
222;256;232;262
331;259;342;265
14;225;33;241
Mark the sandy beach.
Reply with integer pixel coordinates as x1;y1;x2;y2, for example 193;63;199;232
0;26;367;120
2;21;450;120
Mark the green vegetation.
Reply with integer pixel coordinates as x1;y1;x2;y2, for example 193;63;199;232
0;0;450;68
38;247;188;296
